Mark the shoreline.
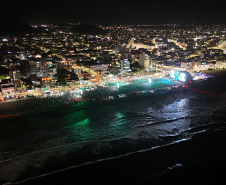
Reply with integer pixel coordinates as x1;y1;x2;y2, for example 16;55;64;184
0;87;190;120
1;68;225;111
1;68;225;131
5;123;226;185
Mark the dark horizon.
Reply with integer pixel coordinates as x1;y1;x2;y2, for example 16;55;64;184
0;0;225;25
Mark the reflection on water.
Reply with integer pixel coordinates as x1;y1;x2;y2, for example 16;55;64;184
65;118;94;141
110;112;126;127
160;98;190;118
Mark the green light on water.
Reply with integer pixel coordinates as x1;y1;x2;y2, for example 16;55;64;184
109;112;127;131
76;118;90;126
116;112;124;119
65;118;92;141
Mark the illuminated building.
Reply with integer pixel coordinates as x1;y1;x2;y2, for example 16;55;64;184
30;60;48;78
0;83;14;94
58;60;75;71
139;53;150;69
46;61;58;76
180;60;193;68
124;59;131;72
125;53;135;64
91;63;109;73
9;70;21;87
139;53;145;67
120;59;131;72
170;70;193;82
41;77;52;86
144;57;150;69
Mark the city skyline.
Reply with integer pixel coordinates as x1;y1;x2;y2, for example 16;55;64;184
1;0;226;25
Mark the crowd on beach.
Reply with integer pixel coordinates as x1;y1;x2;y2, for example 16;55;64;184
11;77;184;116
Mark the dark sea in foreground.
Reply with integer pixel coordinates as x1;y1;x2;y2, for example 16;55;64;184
0;70;226;185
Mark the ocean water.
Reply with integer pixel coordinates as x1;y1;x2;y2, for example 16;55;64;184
0;70;226;185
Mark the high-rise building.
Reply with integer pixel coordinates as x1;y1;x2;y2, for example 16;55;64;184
46;61;58;77
139;53;145;67
30;60;48;78
10;70;21;87
120;59;131;72
139;53;150;69
125;53;135;64
124;59;131;72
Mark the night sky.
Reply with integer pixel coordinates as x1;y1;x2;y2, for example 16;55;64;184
0;0;225;25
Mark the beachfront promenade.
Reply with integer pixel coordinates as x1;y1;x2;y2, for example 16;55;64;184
1;63;224;103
